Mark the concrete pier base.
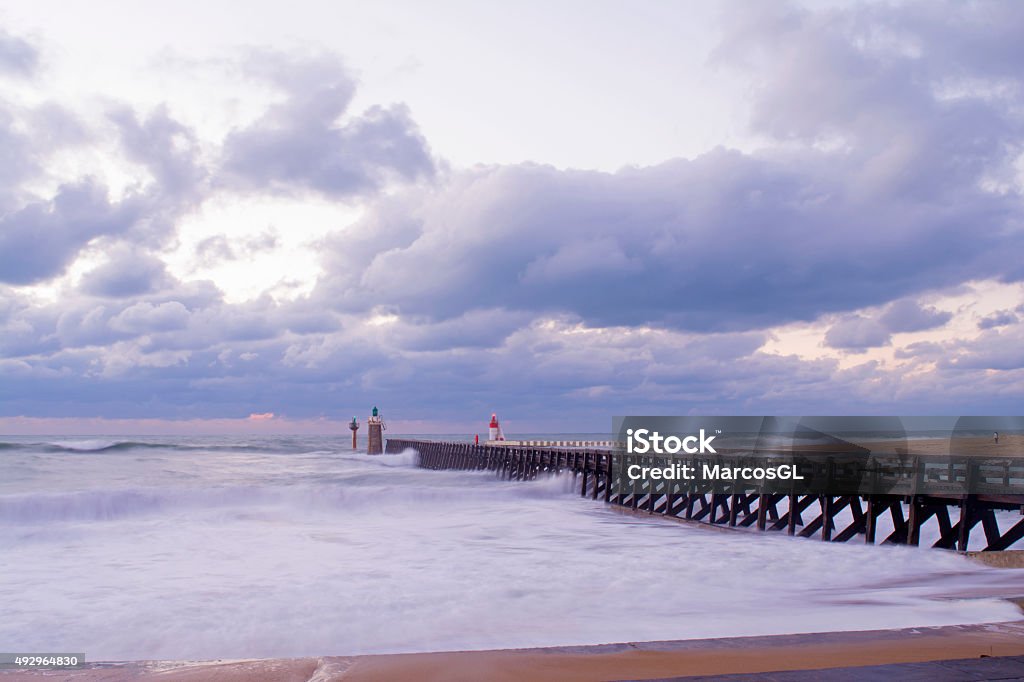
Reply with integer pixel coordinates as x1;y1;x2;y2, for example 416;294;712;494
367;419;383;455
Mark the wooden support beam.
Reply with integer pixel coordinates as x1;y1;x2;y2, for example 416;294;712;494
737;494;764;528
668;493;688;517
579;452;589;497
752;494;767;530
605;454;614;503
692;494;712;522
821;496;834;541
985;516;1024;551
773;494;814;534
958;496;974;551
728;493;741;527
663;482;676;517
935;504;952;540
882;501;908;545
834;496;867;543
865;496;877;544
798;496;845;540
981;509;1001;547
907;496;926;546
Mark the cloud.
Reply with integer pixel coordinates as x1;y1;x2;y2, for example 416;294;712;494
894;340;944;360
220;49;435;199
313;149;1022;332
0;180;146;285
80;247;175;298
109;104;207;204
978;309;1019;329
0;107;36;202
0;98;204;285
879;299;952;333
194;235;237;264
0;102;86;208
715;2;1024;192
0;28;38;78
824;315;891;351
4;3;1024;426
109;301;190;334
305;0;1024;337
194;230;279;267
942;325;1024;371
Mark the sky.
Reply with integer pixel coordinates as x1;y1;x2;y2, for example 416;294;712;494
1;0;1023;434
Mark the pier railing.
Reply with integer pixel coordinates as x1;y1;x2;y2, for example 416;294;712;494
385;438;1024;551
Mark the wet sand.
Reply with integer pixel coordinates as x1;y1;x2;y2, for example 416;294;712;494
967;549;1024;569
5;621;1024;681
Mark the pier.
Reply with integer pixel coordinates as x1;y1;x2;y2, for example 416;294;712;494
385;438;1024;551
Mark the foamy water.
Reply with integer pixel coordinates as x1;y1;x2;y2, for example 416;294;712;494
1;436;1022;661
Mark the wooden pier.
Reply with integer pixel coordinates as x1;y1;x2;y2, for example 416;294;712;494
385;438;1024;551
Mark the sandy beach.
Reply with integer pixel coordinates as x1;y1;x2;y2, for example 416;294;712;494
4;620;1024;681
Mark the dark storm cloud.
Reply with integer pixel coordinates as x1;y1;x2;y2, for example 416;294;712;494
220;49;435;199
315;151;1021;332
310;0;1023;334
0;28;38;78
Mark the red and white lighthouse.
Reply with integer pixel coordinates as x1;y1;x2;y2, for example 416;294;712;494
488;413;505;441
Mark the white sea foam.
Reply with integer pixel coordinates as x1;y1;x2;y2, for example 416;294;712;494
45;439;121;452
0;436;1022;662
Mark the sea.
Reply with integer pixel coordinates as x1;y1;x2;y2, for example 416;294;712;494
1;434;1022;662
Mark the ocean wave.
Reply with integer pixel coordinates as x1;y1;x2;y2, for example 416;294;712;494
44;440;160;453
0;440;335;455
344;448;419;467
0;469;573;525
0;485;312;523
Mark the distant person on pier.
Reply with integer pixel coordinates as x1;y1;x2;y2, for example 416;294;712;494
994;432;999;444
